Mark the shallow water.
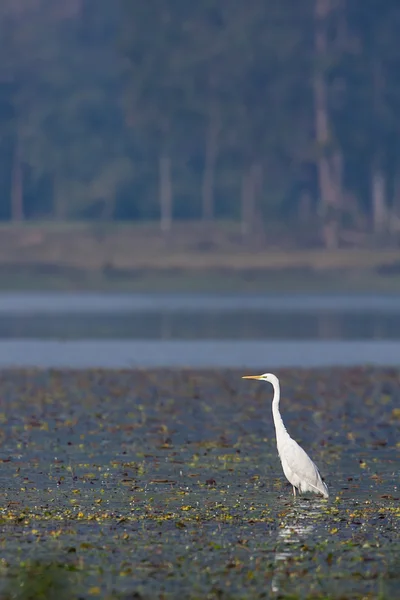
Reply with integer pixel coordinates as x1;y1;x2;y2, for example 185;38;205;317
0;368;398;598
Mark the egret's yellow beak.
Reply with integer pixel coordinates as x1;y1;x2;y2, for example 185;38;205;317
242;375;263;380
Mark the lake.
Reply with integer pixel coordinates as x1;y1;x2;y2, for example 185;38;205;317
1;292;400;368
0;298;398;598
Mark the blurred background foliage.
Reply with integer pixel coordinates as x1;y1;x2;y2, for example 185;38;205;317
1;0;400;248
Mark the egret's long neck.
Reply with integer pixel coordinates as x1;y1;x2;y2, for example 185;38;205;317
271;379;288;441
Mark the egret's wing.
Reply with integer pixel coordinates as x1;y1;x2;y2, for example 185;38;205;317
281;436;327;493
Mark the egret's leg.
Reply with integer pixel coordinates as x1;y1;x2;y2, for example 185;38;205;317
292;486;296;497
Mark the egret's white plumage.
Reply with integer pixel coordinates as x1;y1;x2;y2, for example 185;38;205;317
242;373;328;499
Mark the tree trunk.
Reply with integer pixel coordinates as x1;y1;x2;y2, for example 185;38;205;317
371;58;387;236
314;0;341;249
202;100;219;221
241;163;262;238
252;163;265;241
298;192;312;223
241;171;251;237
389;172;400;240
11;130;23;221
393;171;400;216
53;173;67;219
159;155;172;232
371;166;387;234
241;167;256;237
101;193;115;220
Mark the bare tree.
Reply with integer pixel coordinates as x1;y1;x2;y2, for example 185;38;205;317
314;0;343;248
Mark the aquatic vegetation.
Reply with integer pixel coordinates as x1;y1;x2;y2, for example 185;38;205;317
1;560;75;600
0;367;397;598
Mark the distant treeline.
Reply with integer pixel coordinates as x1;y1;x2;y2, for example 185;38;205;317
1;0;400;247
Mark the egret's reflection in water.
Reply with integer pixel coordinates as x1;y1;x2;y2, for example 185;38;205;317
272;498;325;595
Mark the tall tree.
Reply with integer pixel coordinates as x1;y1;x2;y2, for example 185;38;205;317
332;0;400;237
313;0;344;248
120;0;191;231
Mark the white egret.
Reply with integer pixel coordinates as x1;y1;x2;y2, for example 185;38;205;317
242;373;329;499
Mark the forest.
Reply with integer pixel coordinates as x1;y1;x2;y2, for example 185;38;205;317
1;0;400;249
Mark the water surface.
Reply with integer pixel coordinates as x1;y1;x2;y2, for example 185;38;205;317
1;292;400;368
0;368;397;598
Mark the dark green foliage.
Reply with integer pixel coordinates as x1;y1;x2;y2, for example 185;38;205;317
0;0;400;242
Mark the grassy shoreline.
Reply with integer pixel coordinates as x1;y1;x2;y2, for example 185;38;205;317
0;265;400;293
0;221;399;292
